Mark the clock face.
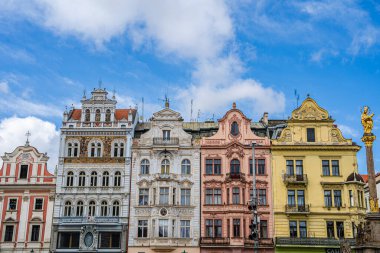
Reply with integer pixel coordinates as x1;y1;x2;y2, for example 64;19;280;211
84;232;94;247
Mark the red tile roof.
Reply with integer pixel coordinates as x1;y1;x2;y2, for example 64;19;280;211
69;109;82;120
67;109;136;121
361;174;368;183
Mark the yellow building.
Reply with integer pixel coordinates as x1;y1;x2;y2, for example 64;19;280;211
272;97;366;253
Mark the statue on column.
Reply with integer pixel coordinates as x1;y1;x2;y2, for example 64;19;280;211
361;106;375;134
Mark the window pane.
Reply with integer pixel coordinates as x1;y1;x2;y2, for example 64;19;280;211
322;160;330;176
257;159;265;175
286;160;294;175
214;159;221;174
332;160;340;176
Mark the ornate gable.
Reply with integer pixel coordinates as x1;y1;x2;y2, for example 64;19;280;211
291;97;329;121
152;108;183;121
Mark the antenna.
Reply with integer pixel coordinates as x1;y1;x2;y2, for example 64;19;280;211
190;99;193;122
197;109;201;122
294;89;300;108
112;87;116;99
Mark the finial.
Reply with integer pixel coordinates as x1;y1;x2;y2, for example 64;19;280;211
83;89;86;99
165;95;169;108
307;93;310;98
25;131;31;146
232;102;236;109
112;88;116;99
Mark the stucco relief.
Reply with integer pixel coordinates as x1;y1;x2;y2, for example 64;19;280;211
291;98;329;120
225;142;245;158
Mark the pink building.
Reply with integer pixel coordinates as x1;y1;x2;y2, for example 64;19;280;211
200;103;274;253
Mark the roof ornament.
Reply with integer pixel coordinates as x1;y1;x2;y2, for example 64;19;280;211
83;89;86;99
112;88;116;100
25;131;31;146
232;102;236;109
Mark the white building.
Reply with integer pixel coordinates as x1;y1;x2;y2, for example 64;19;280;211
51;88;138;252
128;101;200;253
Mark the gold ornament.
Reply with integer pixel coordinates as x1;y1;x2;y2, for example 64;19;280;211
361;106;375;134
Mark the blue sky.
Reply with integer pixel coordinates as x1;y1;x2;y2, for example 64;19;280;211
0;0;379;173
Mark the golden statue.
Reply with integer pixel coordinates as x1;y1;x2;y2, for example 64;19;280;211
361;106;375;134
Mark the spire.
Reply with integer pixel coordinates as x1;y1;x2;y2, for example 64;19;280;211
25;131;31;146
165;96;169;108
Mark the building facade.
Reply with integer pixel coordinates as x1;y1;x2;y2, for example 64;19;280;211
51;88;138;252
128;102;200;253
272;97;366;253
0;141;55;253
200;103;274;253
364;173;380;212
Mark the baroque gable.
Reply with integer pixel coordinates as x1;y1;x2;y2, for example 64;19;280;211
291;97;329;121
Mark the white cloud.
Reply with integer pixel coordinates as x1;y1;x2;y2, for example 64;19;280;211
0;116;59;172
338;124;359;138
310;48;338;63
0;81;9;94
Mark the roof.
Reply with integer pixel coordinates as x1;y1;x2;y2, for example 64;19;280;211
67;109;137;121
362;174;368;183
69;109;81;120
346;172;364;183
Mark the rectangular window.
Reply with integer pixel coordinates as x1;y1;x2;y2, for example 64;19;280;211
205;219;213;237
288;190;295;206
233;219;240;237
289;221;297;238
206;159;213;174
8;199;17;210
214;219;222;237
249;159;253;175
297;190;305;207
58;232;80;249
19;165;28;179
325;190;332;207
180;220;190;238
257;159;266;175
34;198;43;210
232;187;240;204
138;220;148;238
299;221;307;238
139;189;149;206
181;189;191;206
260;220;268;238
159;188;169;205
163;130;170;140
334;190;342;207
173;188;176;205
159;220;168;237
357;190;362;207
4;225;14;242
258;189;267;205
98;232;121;248
205;189;213;205
286;160;294;175
214;189;222;204
296;160;303;175
227;188;230;205
337;221;344;239
214;159;221;174
31;225;40;241
331;160;340;176
326;221;335;238
307;128;315;142
322;160;330;176
349;190;354;207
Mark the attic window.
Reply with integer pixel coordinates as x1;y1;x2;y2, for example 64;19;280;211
307;128;315;142
19;165;28;179
231;122;239;136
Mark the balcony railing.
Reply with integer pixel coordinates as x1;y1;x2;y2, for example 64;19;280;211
285;204;310;214
226;173;245;180
283;174;308;185
275;237;356;246
153;137;179;145
59;216;120;224
244;238;274;246
200;237;230;245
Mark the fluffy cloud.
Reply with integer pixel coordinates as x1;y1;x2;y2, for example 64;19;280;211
0;81;9;94
0;116;60;171
338;124;359;138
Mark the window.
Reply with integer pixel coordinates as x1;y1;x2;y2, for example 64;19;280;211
76;201;84;216
206;159;213;174
163;130;170;140
227;188;230;205
180;220;190;238
258;189;267;205
113;142;124;157
85;109;90;122
233;219;240;237
99;232;120;249
334;190;342;207
159;187;169;205
337;221;344;239
205;189;213;204
286;160;294;175
90;142;102;157
214;159;221;174
78;171;85;186
102;171;109;186
289;221;297;238
205;219;222;237
205;188;222;205
181;189;191;206
90;171;97;186
297;190;305;207
206;159;221;174
31;225;40;241
112;201;120;216
114;171;121;187
138;220;148;238
4;225;14;242
19;164;28;179
288;190;295;206
322;160;330;176
324;190;332;207
349;190;354;207
66;171;74;186
181;159;191;174
230;159;240;175
140;159;150;174
64;201;71;216
358;190;362;207
58;232;80;249
231;121;239;136
232;187;240;204
88;201;96;216
249;159;253;175
260;220;268;238
296;160;303;175
139;189;149;206
101;201;108;216
159;220;168;237
307;128;315;142
34;198;43;210
332;160;340;176
205;220;213;237
299;221;307;238
326;221;335;238
105;109;111;122
257;159;266;175
161;159;170;174
8;199;17;210
95;109;101;122
173;188;176;205
214;220;222;237
67;142;78;157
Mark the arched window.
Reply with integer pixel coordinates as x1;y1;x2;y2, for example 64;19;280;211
89;141;102;157
78;171;86;187
88;201;96;216
101;201;108;216
112;201;120;216
114;171;121;187
76;201;84;216
64;201;72;216
90;171;97;187
105;109;111;122
231;121;239;136
95;109;101;122
141;159;150;174
102;171;109;187
161;159;170;174
230;159;240;175
85;109;90;122
66;172;74;187
181;159;191;174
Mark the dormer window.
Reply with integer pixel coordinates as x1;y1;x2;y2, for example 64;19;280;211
85;109;90;122
307;128;315;142
95;109;101;122
163;130;170;141
19;165;28;179
231;122;239;136
105;109;111;122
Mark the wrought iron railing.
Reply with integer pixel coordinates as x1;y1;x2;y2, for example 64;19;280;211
285;204;310;213
283;174;308;185
153;137;179;145
200;237;230;245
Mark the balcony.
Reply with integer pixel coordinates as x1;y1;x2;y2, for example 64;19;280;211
200;237;230;245
154;173;178;181
153;137;179;146
283;174;308;186
244;238;274;247
226;173;246;181
59;216;120;224
275;237;356;246
285;204;310;214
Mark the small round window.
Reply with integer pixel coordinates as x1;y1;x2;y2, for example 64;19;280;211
231;121;239;136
